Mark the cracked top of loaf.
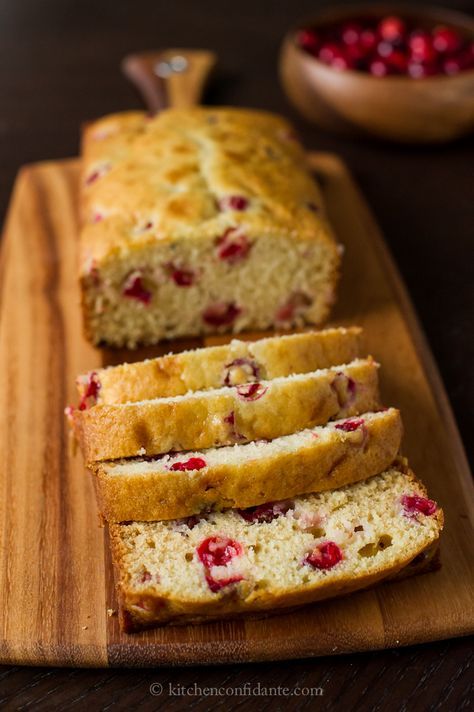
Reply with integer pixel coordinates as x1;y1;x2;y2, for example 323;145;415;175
80;107;336;269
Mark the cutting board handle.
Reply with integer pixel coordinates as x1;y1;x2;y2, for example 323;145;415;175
121;49;217;114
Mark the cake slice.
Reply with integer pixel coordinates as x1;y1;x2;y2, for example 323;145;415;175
76;327;362;407
80;107;341;347
109;464;443;631
94;409;402;522
73;357;380;462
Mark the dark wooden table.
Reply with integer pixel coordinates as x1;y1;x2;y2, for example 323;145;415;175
0;0;472;708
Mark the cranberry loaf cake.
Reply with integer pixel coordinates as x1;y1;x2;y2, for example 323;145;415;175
80;107;341;347
109;465;443;631
94;409;402;522
74;358;380;462
76;327;361;407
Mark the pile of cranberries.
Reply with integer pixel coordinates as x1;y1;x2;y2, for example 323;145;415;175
296;15;474;77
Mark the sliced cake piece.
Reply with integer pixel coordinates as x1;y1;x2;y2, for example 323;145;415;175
109;464;443;631
76;327;362;407
80;108;341;348
73;357;380;462
94;409;402;522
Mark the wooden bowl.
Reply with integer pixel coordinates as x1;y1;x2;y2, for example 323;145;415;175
279;4;474;142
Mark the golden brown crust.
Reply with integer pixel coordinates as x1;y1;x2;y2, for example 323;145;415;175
80;107;336;264
75;358;380;462
94;409;402;522
78;327;362;405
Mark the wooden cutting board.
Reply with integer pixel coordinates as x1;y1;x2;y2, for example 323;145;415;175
0;152;472;667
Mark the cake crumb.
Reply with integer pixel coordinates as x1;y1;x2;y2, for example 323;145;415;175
82;625;88;630
107;608;117;617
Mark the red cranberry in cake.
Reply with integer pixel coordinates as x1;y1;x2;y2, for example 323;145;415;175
305;541;343;570
223;358;260;387
224;411;235;426
335;418;365;433
203;302;241;327
92;212;103;224
218;195;249;211
331;372;356;409
401;494;437;517
276;291;312;323
85;163;111;186
236;382;267;401
122;271;152;305
238;500;293;524
197;536;243;568
168;264;196;287
139;571;152;583
216;229;251;263
78;371;101;411
205;573;244;593
169;457;206;472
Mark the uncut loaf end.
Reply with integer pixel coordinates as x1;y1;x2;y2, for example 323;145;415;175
80;107;341;347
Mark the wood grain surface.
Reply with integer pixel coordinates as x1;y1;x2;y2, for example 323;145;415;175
0;153;472;668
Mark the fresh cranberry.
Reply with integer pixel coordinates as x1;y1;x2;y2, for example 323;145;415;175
216;229;251;263
305;541;343;570
359;28;377;52
433;26;462;54
78;371;101;410
332;52;354;71
378;16;406;43
170;266;195;287
409;30;437;63
296;28;319;54
122;272;152;305
203;302;241;327
223;358;259;387
369;58;390;77
408;61;438;78
205;573;244;593
169;457;207;472
197;536;243;568
387;50;408;73
335;418;365;432
275;291;312;323
377;40;394;58
236;382;267;401
443;48;474;75
238;500;293;524
341;21;362;46
401;494;437;517
318;42;341;65
218;195;249;211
